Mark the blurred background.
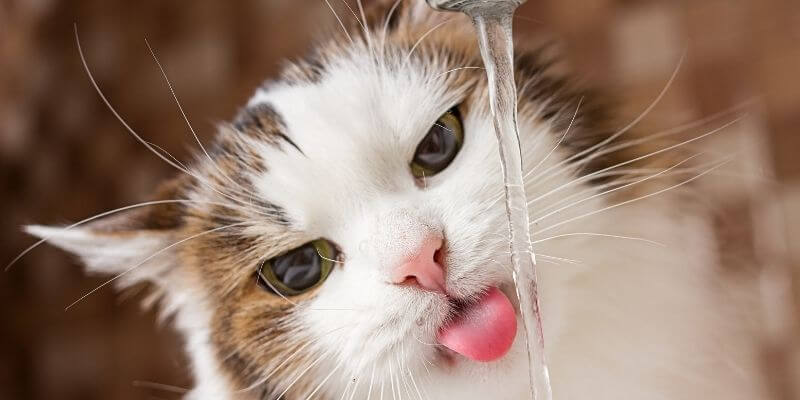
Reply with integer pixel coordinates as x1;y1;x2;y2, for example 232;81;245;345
1;0;798;399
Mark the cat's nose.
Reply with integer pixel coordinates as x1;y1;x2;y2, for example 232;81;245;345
391;235;446;293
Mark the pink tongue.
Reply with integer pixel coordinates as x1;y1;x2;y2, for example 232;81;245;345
436;287;517;362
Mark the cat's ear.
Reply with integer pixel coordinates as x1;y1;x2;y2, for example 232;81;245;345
24;179;187;287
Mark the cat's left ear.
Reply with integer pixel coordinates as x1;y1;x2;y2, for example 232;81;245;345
24;179;186;288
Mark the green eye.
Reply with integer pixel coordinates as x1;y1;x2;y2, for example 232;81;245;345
257;239;338;296
410;108;464;178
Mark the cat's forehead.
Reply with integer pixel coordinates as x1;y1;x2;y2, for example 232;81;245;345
233;48;480;233
251;51;471;146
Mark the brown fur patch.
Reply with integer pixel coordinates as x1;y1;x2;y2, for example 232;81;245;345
85;1;690;397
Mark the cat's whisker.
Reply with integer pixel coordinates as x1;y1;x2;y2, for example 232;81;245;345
486;165;691;207
406;366;425;400
239;327;337;393
434;66;484;78
536;157;732;235
75;25;191;179
389;357;403;400
317;249;346;264
404;19;454;67
411;332;439;347
8;199;233;272
347;371;362;400
303;356;345;400
537;254;582;264
227;327;282;366
531;232;665;247
144;140;191;171
367;362;376;400
338;376;355;400
379;0;403;62
395;344;410;400
532;50;686;184
530;153;701;223
527;107;746;190
537;258;561;266
276;351;330;399
64;221;249;311
545;110;744;184
527;117;743;206
324;0;354;44
526;96;583;177
145;38;251;197
384;369;394;400
131;380;189;394
339;0;366;35
342;369;362;400
77;26;284;221
530;160;726;219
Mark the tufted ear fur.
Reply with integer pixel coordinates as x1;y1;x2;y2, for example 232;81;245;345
25;178;187;289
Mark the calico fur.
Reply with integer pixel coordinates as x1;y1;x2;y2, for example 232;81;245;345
29;1;766;399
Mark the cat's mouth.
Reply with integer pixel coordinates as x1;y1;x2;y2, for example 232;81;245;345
435;287;517;363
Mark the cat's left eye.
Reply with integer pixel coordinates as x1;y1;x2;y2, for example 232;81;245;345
257;239;338;296
410;108;464;178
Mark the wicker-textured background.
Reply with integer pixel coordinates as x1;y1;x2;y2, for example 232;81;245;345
1;1;798;399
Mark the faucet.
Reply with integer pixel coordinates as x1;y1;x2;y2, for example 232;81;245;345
425;0;526;14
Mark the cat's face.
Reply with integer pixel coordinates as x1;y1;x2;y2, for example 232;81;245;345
30;1;612;399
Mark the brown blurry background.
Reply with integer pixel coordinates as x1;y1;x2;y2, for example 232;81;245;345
1;1;798;399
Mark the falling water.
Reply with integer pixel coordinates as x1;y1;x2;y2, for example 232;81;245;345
426;1;552;399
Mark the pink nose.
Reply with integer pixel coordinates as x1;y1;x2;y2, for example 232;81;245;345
391;236;446;293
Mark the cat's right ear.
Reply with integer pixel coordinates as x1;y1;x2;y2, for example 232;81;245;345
24;179;187;288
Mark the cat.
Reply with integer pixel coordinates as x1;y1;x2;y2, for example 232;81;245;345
26;1;768;399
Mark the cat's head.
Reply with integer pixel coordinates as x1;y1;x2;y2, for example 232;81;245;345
29;1;616;398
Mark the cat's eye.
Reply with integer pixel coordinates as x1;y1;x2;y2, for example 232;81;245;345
257;239;338;296
410;108;464;178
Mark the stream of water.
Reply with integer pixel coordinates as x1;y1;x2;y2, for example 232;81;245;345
427;1;553;399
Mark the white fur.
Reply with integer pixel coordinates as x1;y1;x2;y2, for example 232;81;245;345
247;42;763;398
31;7;767;400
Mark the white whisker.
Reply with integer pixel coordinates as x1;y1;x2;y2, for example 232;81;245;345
434;66;484;78
277;351;329;399
8;199;231;272
536;158;732;235
145;38;247;194
303;357;344;400
525;51;686;183
526;96;583;177
74;25;189;177
324;0;353;44
65;221;249;311
530;153;701;223
528;117;743;205
404;19;453;66
532;232;664;247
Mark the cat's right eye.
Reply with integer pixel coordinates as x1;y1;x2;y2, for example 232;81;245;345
410;108;464;178
256;239;338;296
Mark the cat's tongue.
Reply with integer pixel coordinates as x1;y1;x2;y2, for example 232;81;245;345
436;287;517;362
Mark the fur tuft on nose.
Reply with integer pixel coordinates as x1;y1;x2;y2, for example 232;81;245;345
391;236;446;293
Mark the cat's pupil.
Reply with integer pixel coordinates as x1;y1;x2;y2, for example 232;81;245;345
415;123;458;170
272;246;321;291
